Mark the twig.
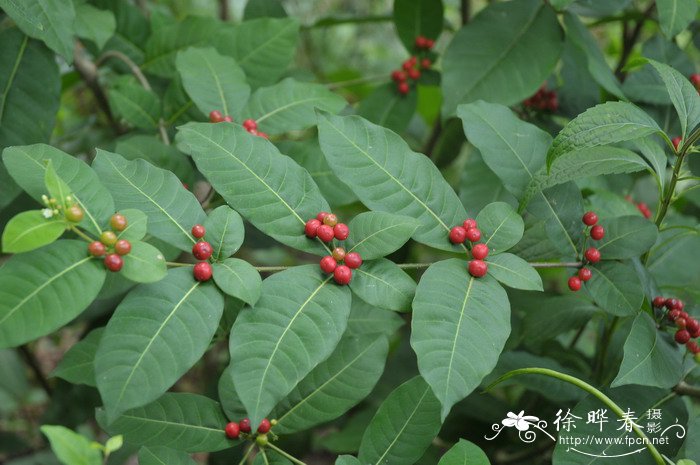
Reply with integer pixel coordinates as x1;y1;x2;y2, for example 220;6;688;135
460;0;471;25
218;0;229;20
266;444;307;465
19;345;53;396
655;129;700;227
70;226;94;242
237;444;255;465
673;381;700;399
614;2;655;81
424;118;443;162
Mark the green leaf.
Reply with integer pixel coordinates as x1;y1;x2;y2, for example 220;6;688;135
0;240;105;348
647;59;700;139
475;202;524;253
457;101;549;200
459;150;518;214
218;18;299;87
254;451;292;465
120;241;167;283
547;101;662;168
634;137;667;191
116;209;148;241
212;258;262;306
92;150;205;252
273;334;389;434
587;261;643;316
175;47;250;119
357;376;442;465
0;0;76;61
203;206;244;261
612;313;683;389
3;144;115;236
441;0;563;116
317;112;466;252
526;183;583;258
40;425;101;465
138;446;196;465
244;78;346;136
562;12;624;98
657;0;698;38
108;76;161;129
350;259;416;312
345;299;405;338
392;0;444;50
44;160;73;210
244;0;287;19
411;259;510;419
1;210;66;253
100;393;232;453
218;364;247;421
438;439;490;465
74;4;116;50
176;122;330;255
229;265;351;425
336;456;362;465
52;328;103;387
487;253;543;291
95;268;224;420
346;212;419;260
114;135;193;183
357;83;418;134
595;215;658;259
0;29;60;149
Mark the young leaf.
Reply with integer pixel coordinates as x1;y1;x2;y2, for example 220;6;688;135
317;112;467;252
52;327;103;387
612;313;683;389
176;47;250;119
202;206;245;261
586;261;643;316
1;210;66;253
95;268;224;421
437;439;490;465
411;259;511;419
229;265;351;426
212;258;262;306
349;259;416;312
44;159;73;210
108;76;161;129
243;78;347;135
74;4;116;50
647;59;700;139
475;202;524;253
442;0;563;116
100;393;232;452
487;253;543;291
93;150;205;252
40;425;102;465
0;240;105;349
357;376;442;465
392;0;444;50
345;212;419;260
273;334;389;434
176;122;330;255
357;83;418;134
120;241;167;283
547;102;662;168
138;446;197;465
657;0;698;38
595;215;658;259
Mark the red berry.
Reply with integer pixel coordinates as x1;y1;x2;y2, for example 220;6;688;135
421;58;431;69
192;241;213;260
248;128;258;135
675;329;691;344
584;247;601;263
323;214;338;227
65;205;84;223
652;296;666;308
690;73;700;86
225;422;240;439
391;70;407;82
209;110;224;123
425;39;434;48
257;131;269;139
468;259;488;278
114;239;131;256
676;318;687;329
463;219;477;230
415;36;427;49
193;262;213;281
100;231;118;246
578;267;592;282
397;82;410;95
239;418;251;433
590;225;605;240
637;203;652;219
471;243;489;260
110;213;128;231
665;298;678;309
687;341;700;354
333;265;352;285
316;212;329;222
582;211;598;226
407;68;420;80
305;219;321;238
317;224;335;242
192;224;206;238
332;247;346;261
568;276;582;291
673;300;684;311
672;136;682;151
344;252;362;269
223;115;233;123
104;254;123;272
686;318;699;333
668;309;681;321
320;255;337;274
88;241;106;257
258;419;271;434
243;119;257;131
465;228;481;242
449;226;467;244
333;223;350;241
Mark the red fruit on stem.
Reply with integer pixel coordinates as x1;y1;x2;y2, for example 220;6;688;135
673;300;684;311
243;119;257;131
100;231;118;246
676;318;687;329
391;70;407;82
584;247;601;263
686;318;699;333
258;419;271;434
88;241;106;257
239;418;251;433
665;298;678;309
407;68;420;80
193;262;213;282
402;60;413;71
333;265;352;285
317;224;335;242
209;110;224;123
582;211;598;226
637;203;652;219
468;259;488;278
192;241;213;260
323;214;338;227
305;219;322;237
421;58;431;69
465;228;481;242
344;252;362;269
104;254;123;272
319;255;337;274
415;36;427;49
192;224;206;238
652;296;666;308
257;131;269;139
672;136;682;151
668;309;681;321
334;223;350;241
449;226;467;244
110;213;128;231
471;243;489;260
225;422;240;439
687;341;700;354
316;212;329;222
223;115;233;122
332;247;346;261
675;329;691;344
578;267;592;282
590;225;605;240
425;39;435;48
568;276;582;291
463;219;477;230
690;73;700;87
114;239;131;256
397;82;410;95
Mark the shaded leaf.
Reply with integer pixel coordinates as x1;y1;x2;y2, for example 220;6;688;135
587;261;643;316
357;83;418;134
138;446;196;465
52;328;103;387
212;258;262;306
74;4;116;50
392;0;443;50
595;215;658;259
438;439;490;465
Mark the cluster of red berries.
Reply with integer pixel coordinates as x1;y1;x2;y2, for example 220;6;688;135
209;111;269;139
88;213;132;272
449;219;489;278
625;195;652;219
224;417;276;446
653;296;700;361
523;84;558;112
305;212;358;285
191;224;214;282
568;212;604;291
390;35;435;96
690;73;700;93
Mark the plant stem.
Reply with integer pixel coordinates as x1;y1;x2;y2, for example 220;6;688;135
19;345;52;396
673;381;700;399
655;129;700;227
70;226;94;242
260;449;270;465
237;444;255;465
166;261;192;268
614;2;655;81
267;444;307;465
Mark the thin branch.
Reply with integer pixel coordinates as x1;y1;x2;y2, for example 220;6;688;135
673;381;700;399
218;0;230;21
655;130;700;226
614;2;655;81
460;0;471;25
266;444;307;465
19;345;52;396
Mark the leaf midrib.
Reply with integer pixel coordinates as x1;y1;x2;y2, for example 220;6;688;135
444;276;474;400
0;35;28;124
